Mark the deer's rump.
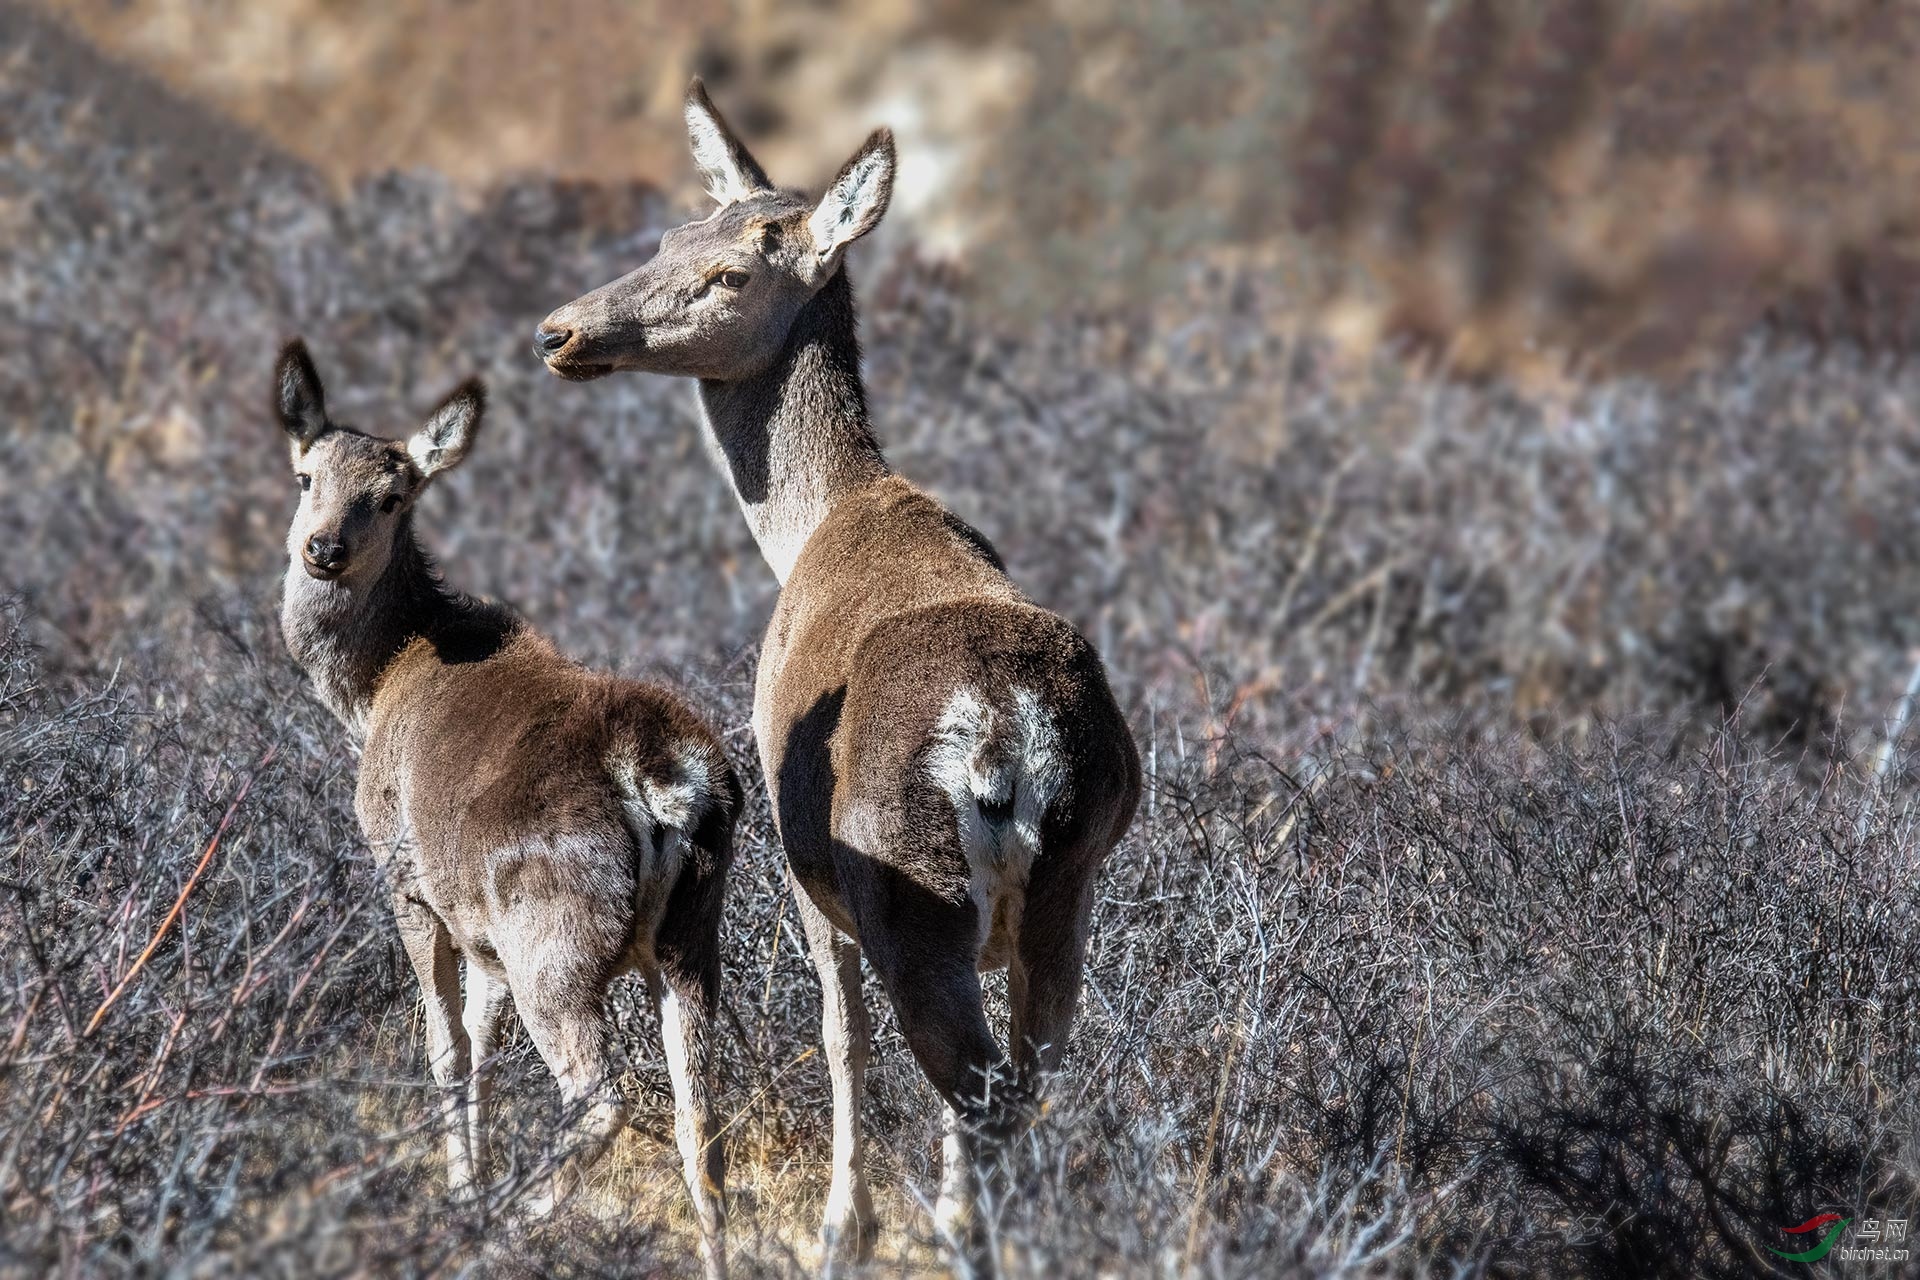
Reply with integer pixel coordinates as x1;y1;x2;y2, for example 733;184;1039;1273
773;598;1138;942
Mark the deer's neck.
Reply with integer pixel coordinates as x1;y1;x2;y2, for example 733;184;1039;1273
696;267;890;583
280;521;457;737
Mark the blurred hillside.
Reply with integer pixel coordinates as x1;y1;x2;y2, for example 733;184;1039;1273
32;0;1047;255
28;0;1920;372
1291;0;1920;377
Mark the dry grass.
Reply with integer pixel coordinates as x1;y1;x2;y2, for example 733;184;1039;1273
4;5;1920;1277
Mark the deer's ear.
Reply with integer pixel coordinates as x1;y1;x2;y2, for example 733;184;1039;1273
407;379;486;479
274;339;328;445
685;78;771;205
807;128;894;271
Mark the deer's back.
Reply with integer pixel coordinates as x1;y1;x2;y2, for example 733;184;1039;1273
356;622;732;958
759;474;1017;690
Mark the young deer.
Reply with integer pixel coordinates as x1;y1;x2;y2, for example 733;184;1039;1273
535;83;1141;1257
273;341;737;1276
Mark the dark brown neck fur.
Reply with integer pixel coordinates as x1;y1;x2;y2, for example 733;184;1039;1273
281;517;516;733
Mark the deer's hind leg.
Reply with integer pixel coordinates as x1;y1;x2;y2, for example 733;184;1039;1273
496;870;634;1217
462;958;512;1186
847;865;1011;1248
1008;853;1099;1092
509;962;626;1215
393;894;475;1194
653;824;733;1280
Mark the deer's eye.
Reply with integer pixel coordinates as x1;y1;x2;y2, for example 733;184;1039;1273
298;474;311;491
717;270;750;290
380;495;401;514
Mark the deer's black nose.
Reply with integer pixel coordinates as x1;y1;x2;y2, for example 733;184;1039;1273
305;537;345;568
533;324;572;357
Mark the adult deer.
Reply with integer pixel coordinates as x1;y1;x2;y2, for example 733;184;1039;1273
272;341;737;1278
535;83;1141;1257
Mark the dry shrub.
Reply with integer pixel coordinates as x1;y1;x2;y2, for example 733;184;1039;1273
4;10;1920;1277
8;606;1917;1276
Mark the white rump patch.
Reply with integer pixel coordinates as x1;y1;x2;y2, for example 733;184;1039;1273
607;742;713;874
646;743;713;830
927;686;1066;955
928;688;996;806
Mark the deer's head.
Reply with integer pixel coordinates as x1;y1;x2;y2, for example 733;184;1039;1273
536;80;895;383
274;340;485;584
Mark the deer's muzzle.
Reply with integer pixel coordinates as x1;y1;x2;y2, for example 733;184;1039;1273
303;536;348;580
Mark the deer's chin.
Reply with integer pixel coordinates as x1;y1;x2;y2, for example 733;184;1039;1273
302;558;347;582
543;356;615;382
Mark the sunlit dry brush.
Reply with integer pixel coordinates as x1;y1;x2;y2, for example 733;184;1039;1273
10;599;1918;1276
1288;0;1920;378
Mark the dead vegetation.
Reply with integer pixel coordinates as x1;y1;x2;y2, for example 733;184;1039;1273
4;4;1920;1276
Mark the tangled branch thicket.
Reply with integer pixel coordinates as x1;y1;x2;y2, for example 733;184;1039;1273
4;9;1919;1277
9;604;1919;1277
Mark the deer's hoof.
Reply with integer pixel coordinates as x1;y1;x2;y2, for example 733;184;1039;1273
820;1200;878;1264
933;1191;974;1242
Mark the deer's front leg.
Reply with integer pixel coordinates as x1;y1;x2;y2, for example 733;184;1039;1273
393;893;474;1193
794;886;875;1263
